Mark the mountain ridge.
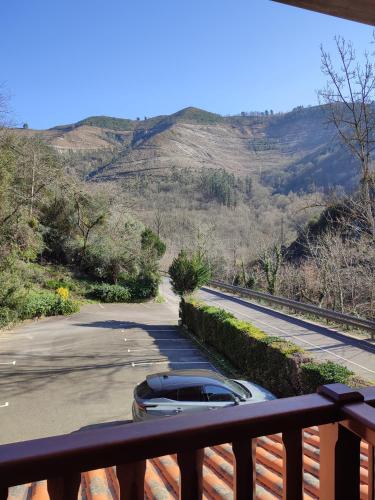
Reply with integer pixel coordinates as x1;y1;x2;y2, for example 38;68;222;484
12;105;357;193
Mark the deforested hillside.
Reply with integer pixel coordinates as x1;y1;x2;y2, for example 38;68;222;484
14;105;356;193
8;104;373;321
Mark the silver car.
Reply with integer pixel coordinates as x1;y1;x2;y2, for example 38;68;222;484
132;369;276;421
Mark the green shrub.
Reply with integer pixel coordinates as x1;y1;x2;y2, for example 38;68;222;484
0;307;18;328
45;279;71;290
20;291;79;319
88;283;131;303
54;296;80;315
125;272;160;300
169;250;211;296
180;299;359;397
301;361;353;393
141;228;166;259
20;291;56;318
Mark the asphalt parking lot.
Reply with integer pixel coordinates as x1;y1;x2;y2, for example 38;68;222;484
0;286;214;445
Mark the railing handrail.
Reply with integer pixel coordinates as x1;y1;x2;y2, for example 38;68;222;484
207;279;375;335
1;386;375;489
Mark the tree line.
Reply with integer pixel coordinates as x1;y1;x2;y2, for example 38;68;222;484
0;128;165;326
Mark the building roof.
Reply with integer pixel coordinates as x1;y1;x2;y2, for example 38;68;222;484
272;0;375;26
7;427;370;499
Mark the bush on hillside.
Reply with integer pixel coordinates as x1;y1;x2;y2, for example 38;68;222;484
0;307;18;328
88;283;131;303
55;296;80;315
45;279;72;290
124;272;160;300
141;228;166;260
20;291;79;319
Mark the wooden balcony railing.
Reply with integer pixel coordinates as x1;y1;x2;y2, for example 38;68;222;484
0;383;374;500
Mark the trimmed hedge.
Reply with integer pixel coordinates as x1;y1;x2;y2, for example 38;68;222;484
180;298;357;397
88;284;131;303
87;274;160;303
301;361;353;394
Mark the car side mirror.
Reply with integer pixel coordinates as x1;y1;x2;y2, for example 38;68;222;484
233;396;241;405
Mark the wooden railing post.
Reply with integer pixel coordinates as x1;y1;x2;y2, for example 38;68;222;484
318;423;338;500
232;439;256;500
318;384;365;500
282;429;303;500
47;473;81;500
117;460;146;500
177;448;204;500
369;444;375;500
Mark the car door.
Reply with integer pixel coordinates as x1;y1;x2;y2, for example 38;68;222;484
202;384;238;411
173;385;209;415
140;388;182;419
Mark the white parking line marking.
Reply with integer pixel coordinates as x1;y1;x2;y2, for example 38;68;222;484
124;338;189;342
131;361;213;367
127;348;198;352
144;329;177;332
122;329;177;333
220;302;375;376
0;360;16;365
121;323;176;326
0;402;9;408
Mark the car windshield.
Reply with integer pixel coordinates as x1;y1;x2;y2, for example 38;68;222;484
225;379;251;399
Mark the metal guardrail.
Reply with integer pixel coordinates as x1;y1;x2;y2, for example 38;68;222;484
160;270;375;336
208;279;375;337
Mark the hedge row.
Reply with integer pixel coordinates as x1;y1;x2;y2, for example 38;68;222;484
180;298;358;397
87;275;160;303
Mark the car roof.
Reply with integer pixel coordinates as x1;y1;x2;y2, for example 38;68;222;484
146;369;227;392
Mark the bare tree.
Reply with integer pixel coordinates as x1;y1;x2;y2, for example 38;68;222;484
0;85;10;128
72;185;110;265
319;36;375;235
153;208;164;238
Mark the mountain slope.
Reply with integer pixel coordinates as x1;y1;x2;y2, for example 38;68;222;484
13;106;357;192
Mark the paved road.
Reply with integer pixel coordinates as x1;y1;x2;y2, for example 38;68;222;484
0;282;214;445
198;285;375;382
1;280;374;445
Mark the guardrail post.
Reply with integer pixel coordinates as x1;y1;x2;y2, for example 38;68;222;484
318;384;364;500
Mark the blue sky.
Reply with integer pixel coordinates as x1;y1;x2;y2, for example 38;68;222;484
1;0;373;129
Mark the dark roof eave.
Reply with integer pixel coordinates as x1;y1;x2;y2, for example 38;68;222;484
271;0;375;26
